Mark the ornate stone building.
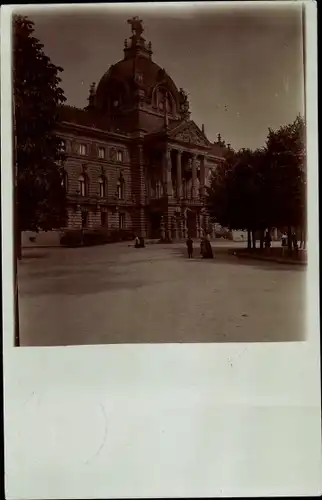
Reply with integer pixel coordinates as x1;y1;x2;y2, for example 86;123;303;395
57;17;227;239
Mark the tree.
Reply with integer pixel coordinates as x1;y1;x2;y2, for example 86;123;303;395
13;15;67;257
207;116;306;251
207;148;264;249
265;115;306;248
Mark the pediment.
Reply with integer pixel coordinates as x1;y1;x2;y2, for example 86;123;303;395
169;121;210;148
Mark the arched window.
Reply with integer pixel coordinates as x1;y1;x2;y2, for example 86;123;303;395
116;178;124;200
99;176;107;198
116;150;123;163
155;88;173;114
61;170;68;193
78;173;88;197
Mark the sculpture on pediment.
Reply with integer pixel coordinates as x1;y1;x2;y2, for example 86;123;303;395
176;131;191;143
175;126;206;147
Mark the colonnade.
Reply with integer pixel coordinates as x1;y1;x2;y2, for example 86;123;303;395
162;148;206;199
158;209;212;240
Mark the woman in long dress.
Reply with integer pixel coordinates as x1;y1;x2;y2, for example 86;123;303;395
201;235;213;259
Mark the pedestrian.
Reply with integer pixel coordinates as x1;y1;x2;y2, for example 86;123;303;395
139;236;145;248
292;232;298;253
134;235;140;248
186;236;193;258
264;231;272;249
201;235;214;259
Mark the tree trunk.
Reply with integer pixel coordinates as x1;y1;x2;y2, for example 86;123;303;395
247;229;251;249
251;230;256;249
16;229;22;260
287;226;292;250
260;228;264;250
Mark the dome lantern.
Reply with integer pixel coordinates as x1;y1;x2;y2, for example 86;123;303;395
123;17;153;60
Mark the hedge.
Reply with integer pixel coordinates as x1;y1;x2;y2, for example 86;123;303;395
60;228;135;247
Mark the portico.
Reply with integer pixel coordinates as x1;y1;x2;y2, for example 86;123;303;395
146;146;212;239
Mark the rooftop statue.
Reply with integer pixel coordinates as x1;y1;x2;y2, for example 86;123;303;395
127;16;144;38
179;88;190;114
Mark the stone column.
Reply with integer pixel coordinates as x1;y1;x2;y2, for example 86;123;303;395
196;213;200;238
161;152;167;196
176;150;182;199
191;154;198;199
199;156;205;197
182;213;187;239
199;213;204;237
160;216;165;240
164;148;173;197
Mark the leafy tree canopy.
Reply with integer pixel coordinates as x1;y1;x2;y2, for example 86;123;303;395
13;15;67;232
206;116;306;234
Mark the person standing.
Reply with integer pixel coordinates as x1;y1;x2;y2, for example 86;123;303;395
186;236;193;258
292;232;298;253
201;235;213;258
264;230;272;249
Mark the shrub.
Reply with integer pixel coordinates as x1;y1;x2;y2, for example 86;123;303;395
60;229;83;247
106;229;135;242
60;228;135;247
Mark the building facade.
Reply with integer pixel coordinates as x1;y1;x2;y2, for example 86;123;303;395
57;17;227;239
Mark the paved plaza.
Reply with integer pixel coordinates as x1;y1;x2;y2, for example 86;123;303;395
17;242;306;346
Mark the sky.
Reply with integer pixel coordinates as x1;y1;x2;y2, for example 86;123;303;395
18;2;305;150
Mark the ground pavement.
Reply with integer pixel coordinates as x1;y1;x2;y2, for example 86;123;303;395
17;241;306;346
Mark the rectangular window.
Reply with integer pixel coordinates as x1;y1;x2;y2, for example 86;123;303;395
119;213;125;229
101;211;107;227
79;144;87;156
98;147;105;159
116;150;123;162
81;211;88;228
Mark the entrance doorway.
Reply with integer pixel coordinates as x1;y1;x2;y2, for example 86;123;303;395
187;210;197;238
150;211;162;239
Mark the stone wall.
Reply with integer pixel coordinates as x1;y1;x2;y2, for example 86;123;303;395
58;128;133;230
22;231;61;247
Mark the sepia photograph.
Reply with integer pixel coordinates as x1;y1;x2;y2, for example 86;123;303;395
13;2;307;346
3;3;321;500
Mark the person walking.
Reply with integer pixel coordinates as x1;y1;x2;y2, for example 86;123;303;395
186;236;193;258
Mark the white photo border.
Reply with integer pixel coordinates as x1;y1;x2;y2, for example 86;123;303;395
2;2;321;499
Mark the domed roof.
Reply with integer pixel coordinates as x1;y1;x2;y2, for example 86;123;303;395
95;18;180;109
96;56;178;100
